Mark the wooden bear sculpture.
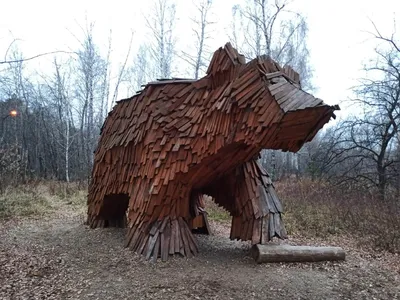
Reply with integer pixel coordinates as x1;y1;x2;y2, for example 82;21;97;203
87;43;339;261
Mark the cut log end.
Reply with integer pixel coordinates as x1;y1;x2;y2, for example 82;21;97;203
251;244;346;264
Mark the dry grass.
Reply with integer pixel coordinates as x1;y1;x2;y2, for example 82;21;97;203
276;179;400;253
2;179;399;254
0;181;87;219
204;196;231;222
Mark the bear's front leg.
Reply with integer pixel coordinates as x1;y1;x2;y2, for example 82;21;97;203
124;180;198;262
230;159;287;244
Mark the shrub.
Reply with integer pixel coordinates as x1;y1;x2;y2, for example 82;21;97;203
0;184;50;218
0;181;87;219
276;179;400;253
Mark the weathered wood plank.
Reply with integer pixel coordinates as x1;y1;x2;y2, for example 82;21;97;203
251;244;346;263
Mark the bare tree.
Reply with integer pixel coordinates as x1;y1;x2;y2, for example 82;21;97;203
0;46;44;185
110;30;135;107
232;0;313;90
145;0;177;79
295;124;353;182
44;58;75;182
322;22;400;200
229;5;242;50
73;22;109;179
126;45;152;94
181;0;214;79
0;23;137;185
100;31;112;121
233;0;314;177
0;39;73;65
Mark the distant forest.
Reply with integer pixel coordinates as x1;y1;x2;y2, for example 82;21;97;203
0;0;399;202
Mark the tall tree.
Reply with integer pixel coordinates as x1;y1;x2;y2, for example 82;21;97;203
232;0;313;90
73;22;109;179
110;31;135;107
305;22;400;200
126;45;151;94
340;23;400;200
44;58;75;182
145;0;177;79
181;0;214;79
234;0;314;177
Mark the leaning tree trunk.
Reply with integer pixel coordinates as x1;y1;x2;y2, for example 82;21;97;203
377;163;386;201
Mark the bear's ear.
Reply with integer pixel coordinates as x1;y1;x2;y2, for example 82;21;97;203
206;42;245;76
282;65;300;86
257;55;301;88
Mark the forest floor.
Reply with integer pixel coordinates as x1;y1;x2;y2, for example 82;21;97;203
1;199;400;299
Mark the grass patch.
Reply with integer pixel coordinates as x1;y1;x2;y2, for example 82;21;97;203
0;188;51;218
204;196;231;222
0;181;87;220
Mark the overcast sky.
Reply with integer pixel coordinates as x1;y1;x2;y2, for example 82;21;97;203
1;0;399;117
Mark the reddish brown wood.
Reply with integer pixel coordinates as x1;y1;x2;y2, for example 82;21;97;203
87;42;339;262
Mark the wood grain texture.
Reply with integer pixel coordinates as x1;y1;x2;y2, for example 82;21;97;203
251;244;346;263
87;42;339;261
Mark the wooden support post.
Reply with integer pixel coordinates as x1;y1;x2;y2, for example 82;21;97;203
191;211;212;235
251;244;345;263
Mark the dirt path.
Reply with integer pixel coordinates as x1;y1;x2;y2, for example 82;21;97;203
1;208;399;300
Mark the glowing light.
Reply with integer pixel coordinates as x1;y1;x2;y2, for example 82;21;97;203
9;110;17;117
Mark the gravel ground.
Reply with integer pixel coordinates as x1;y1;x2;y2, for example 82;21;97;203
1;208;399;300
